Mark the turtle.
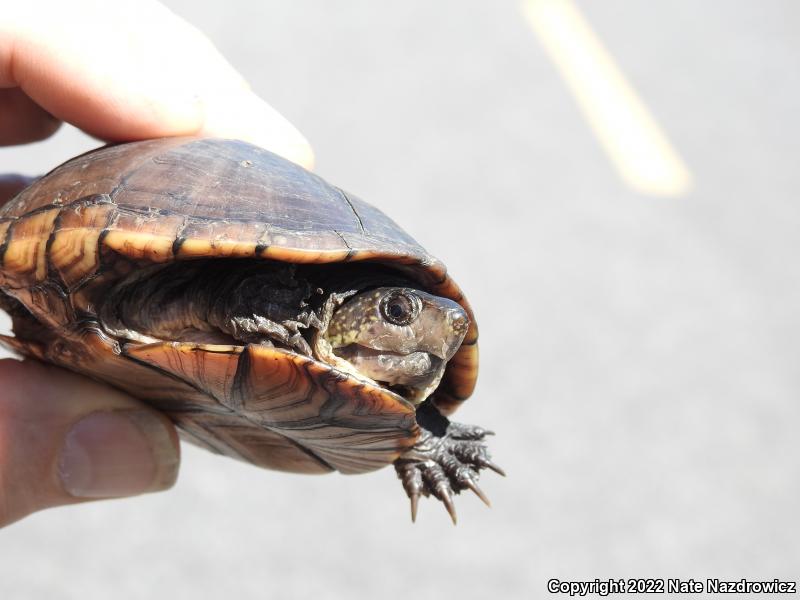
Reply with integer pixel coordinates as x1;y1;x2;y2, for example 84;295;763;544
0;137;501;523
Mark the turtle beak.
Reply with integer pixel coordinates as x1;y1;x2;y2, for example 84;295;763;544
440;306;469;360
413;293;469;360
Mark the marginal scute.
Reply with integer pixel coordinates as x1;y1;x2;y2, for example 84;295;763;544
102;230;175;262
49;201;115;288
177;220;268;259
1;208;59;282
258;246;352;264
103;210;186;262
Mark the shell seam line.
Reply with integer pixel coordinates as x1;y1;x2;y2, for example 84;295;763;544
336;188;365;234
333;230;355;260
0;219;15;266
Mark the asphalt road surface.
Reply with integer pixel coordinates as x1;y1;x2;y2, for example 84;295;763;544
1;2;799;598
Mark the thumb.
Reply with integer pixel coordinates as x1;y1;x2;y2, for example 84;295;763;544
0;359;180;527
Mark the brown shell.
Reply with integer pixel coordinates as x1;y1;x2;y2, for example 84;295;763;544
0;138;478;474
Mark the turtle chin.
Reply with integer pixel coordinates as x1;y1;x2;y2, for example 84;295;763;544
333;344;445;402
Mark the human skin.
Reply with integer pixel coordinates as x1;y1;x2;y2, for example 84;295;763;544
0;0;314;528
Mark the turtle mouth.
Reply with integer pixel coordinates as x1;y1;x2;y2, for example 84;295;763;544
332;344;444;389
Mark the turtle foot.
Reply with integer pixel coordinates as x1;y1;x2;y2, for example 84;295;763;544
394;404;503;525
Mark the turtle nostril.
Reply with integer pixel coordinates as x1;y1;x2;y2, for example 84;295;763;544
449;309;469;333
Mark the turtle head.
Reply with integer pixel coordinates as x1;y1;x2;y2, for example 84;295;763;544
324;287;469;402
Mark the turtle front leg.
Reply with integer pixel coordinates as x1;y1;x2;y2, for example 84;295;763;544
225;315;314;355
394;403;504;524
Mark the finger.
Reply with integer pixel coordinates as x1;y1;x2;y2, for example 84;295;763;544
0;1;313;169
0;88;61;146
0;174;36;206
199;90;316;171
0;359;180;528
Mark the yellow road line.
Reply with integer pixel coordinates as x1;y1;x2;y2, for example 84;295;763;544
521;0;692;197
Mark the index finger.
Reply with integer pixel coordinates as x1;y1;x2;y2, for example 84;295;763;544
0;1;313;169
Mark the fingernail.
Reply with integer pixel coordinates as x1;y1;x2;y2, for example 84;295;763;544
59;410;179;498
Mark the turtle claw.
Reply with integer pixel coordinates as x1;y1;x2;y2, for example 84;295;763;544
398;462;424;522
394;415;500;524
483;460;507;477
409;493;420;523
465;479;491;507
438;488;458;525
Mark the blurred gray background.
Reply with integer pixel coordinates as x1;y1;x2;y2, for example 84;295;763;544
2;1;799;598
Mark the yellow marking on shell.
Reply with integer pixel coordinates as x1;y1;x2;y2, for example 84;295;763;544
49;229;103;288
103;231;175;262
48;203;116;286
2;209;59;280
11;240;42;278
344;249;422;266
177;238;258;259
259;246;352;264
175;238;212;257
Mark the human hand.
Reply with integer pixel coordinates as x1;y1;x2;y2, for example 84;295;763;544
0;0;314;527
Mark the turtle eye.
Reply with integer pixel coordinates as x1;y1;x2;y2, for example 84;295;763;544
380;290;421;326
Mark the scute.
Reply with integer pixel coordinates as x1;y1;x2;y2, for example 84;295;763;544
1;138;410;243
